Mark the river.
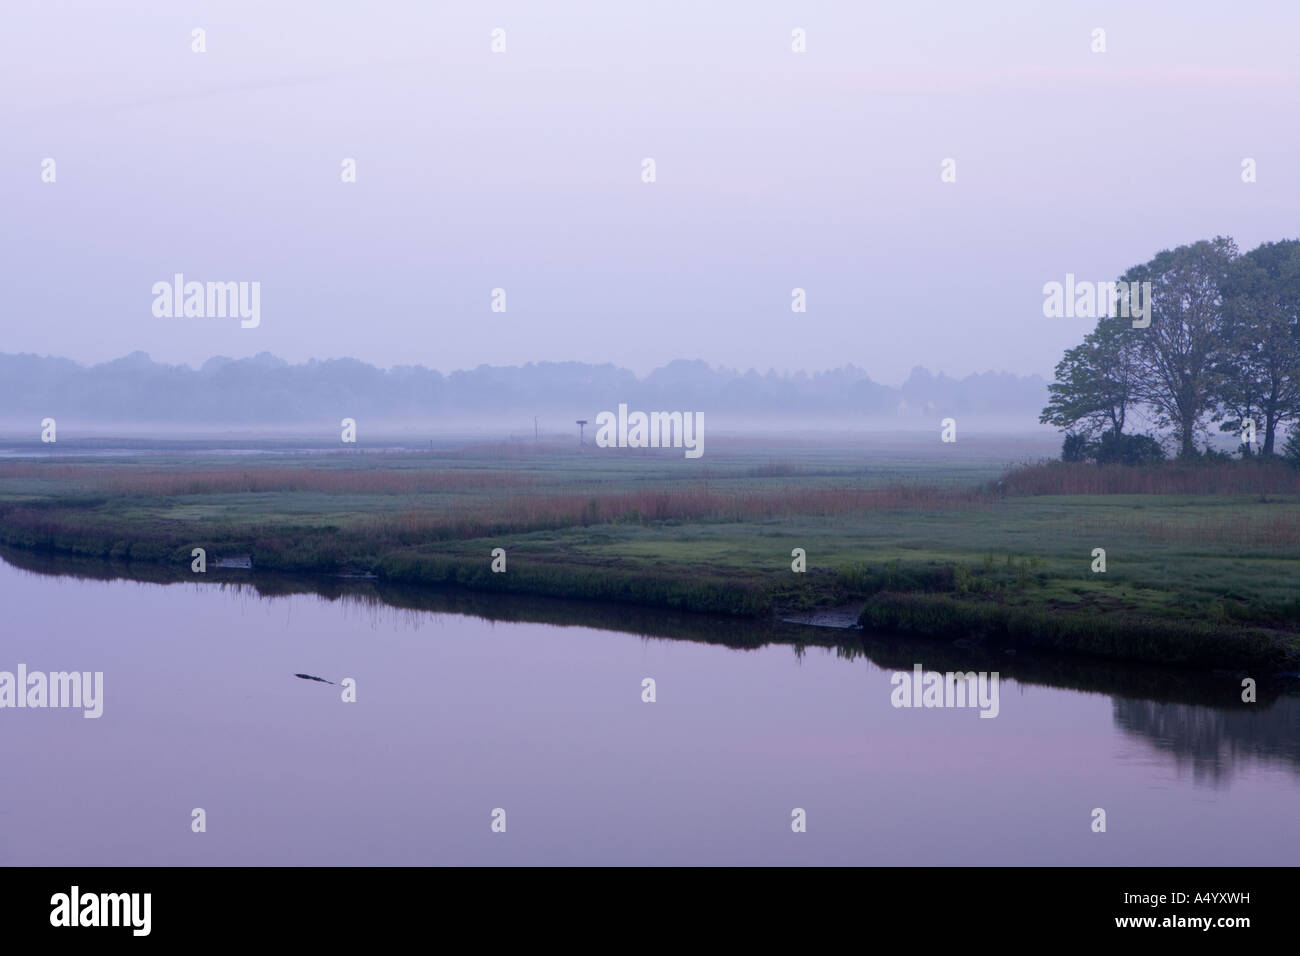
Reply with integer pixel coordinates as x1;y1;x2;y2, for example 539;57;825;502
1;553;1296;865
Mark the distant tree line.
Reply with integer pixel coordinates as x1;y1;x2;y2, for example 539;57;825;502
1041;236;1300;464
0;353;1048;426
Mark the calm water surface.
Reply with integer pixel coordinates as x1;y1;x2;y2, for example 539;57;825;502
1;556;1297;865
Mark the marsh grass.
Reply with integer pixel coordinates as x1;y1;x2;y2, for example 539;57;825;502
999;459;1300;496
3;451;1300;670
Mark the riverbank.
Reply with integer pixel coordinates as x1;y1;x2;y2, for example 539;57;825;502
1;449;1298;672
6;542;1294;706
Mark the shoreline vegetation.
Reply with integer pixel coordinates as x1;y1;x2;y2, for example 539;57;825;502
2;447;1299;673
3;543;1291;710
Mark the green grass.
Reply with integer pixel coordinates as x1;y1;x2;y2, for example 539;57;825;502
2;443;1299;671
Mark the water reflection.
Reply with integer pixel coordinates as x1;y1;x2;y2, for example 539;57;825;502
1113;697;1300;786
4;545;1298;790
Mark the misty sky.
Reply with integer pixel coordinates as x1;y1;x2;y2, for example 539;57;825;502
2;1;1298;384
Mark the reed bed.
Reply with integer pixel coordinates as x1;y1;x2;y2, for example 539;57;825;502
367;484;986;541
998;460;1300;496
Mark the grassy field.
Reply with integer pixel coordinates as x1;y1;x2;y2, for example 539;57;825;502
2;435;1298;671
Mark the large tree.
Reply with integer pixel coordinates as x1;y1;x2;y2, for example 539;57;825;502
1125;237;1238;458
1215;239;1300;455
1040;313;1140;438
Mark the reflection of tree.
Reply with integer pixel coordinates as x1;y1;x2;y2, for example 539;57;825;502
8;543;1300;794
1113;696;1300;787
